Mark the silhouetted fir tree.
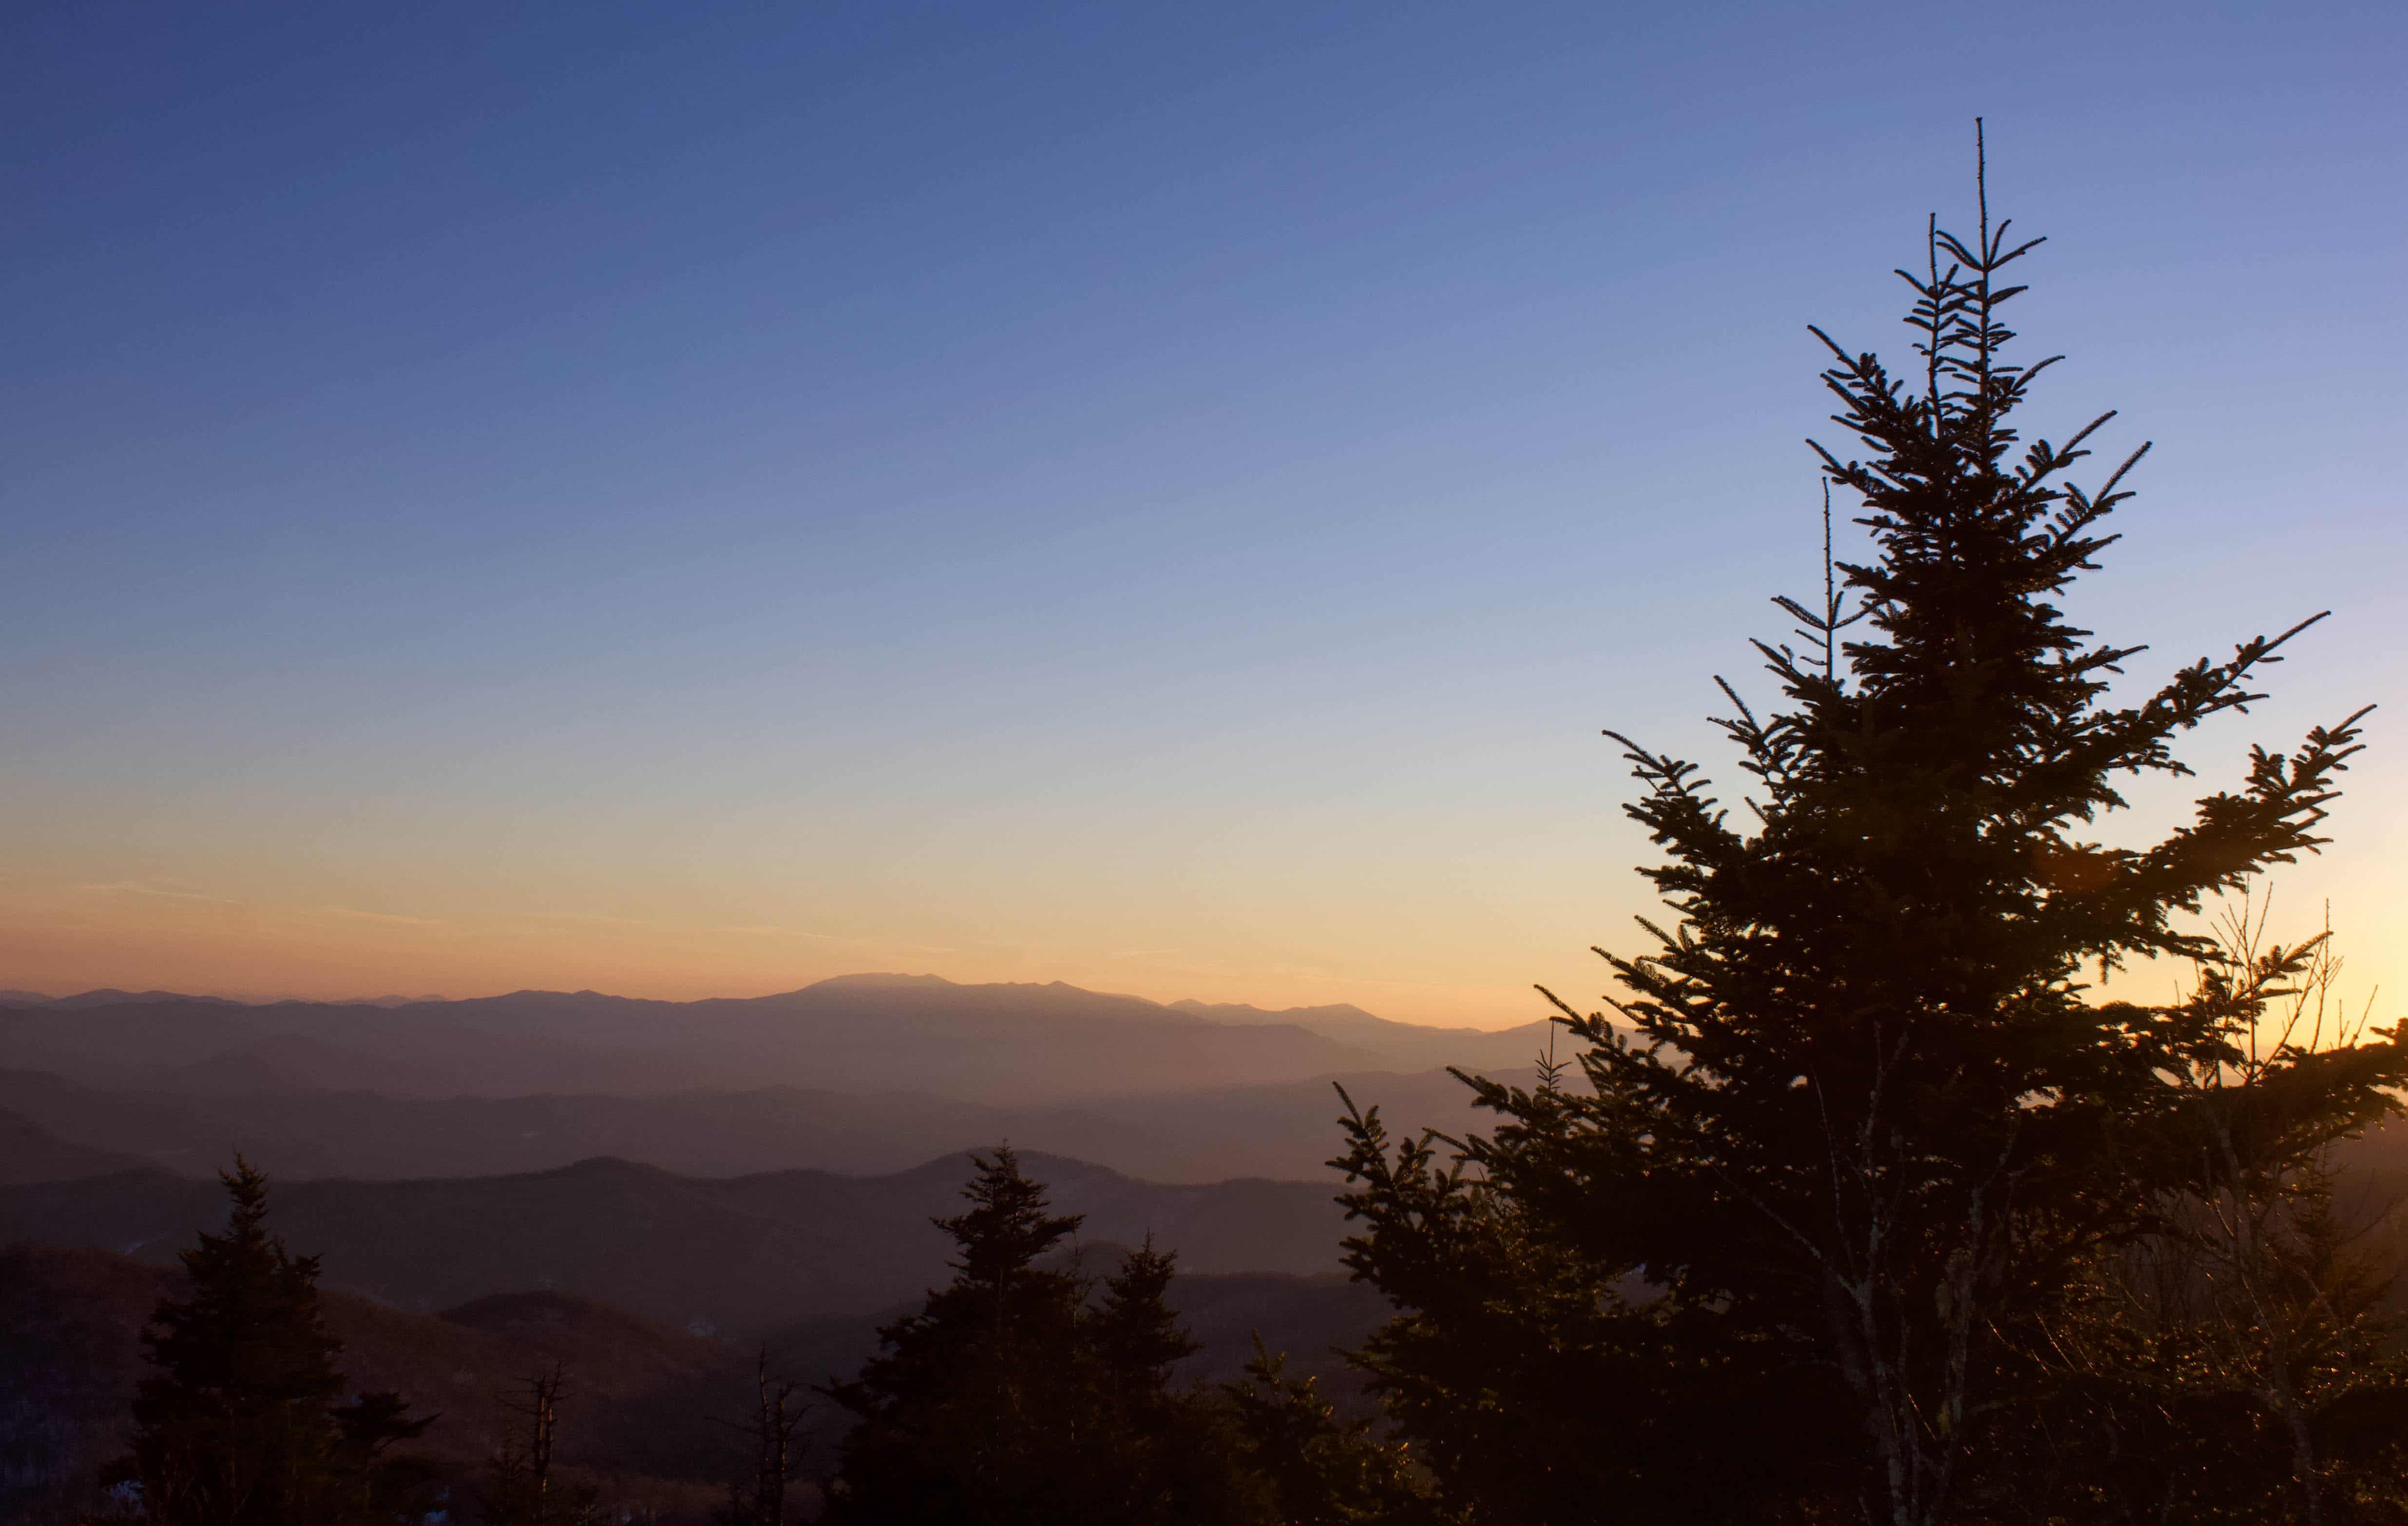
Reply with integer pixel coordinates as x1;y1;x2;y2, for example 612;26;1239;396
822;1148;1277;1526
1089;1236;1283;1526
105;1157;432;1526
1335;127;2407;1526
1094;1234;1200;1402
820;1146;1105;1526
1087;1234;1202;1519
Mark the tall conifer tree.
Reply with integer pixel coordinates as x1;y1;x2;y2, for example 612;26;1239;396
1336;131;2406;1526
820;1147;1100;1525
111;1157;430;1526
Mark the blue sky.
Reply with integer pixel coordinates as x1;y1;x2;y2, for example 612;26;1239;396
4;1;2402;1021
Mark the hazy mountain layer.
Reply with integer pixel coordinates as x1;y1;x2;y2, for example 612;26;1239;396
1173;996;1574;1073
0;1149;1347;1334
0;972;1559;1104
0;1110;152;1185
0;1063;1487;1183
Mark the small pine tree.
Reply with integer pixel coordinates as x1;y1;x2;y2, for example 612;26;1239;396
819;1146;1098;1526
109;1156;431;1526
1093;1235;1200;1403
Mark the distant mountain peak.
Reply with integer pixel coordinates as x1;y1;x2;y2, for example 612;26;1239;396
801;972;958;991
39;989;247;1011
1171;998;1383;1024
547;1155;677;1181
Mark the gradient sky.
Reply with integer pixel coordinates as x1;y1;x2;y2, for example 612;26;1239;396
3;2;2402;1026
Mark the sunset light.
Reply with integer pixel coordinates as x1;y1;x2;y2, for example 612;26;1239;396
4;4;2403;1521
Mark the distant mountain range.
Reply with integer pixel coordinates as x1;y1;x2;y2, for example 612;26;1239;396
0;988;441;1008
0;1143;1349;1334
0;1108;152;1185
0;971;1561;1105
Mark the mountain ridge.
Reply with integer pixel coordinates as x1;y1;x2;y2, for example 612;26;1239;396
5;971;1542;1034
0;974;1560;1105
0;1146;1350;1334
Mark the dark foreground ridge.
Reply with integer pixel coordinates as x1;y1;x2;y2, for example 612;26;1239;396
2;1192;1384;1521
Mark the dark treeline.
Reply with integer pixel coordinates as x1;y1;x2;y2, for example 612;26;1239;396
818;1146;1423;1525
26;153;2408;1525
47;1150;1411;1525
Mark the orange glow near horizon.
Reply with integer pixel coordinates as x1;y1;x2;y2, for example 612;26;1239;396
6;830;2398;1033
0;862;1613;1026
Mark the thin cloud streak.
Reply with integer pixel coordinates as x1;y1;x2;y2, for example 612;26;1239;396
78;881;232;903
318;908;446;927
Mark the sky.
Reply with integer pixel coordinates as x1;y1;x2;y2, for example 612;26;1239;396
2;1;2403;1027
